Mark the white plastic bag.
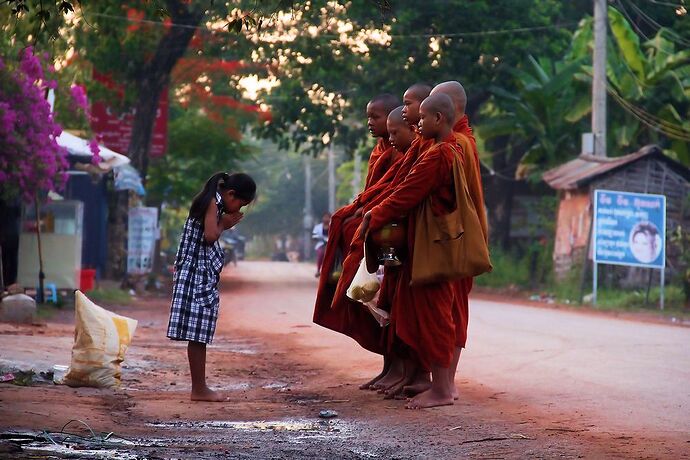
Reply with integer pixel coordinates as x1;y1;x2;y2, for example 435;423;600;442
64;291;138;389
346;249;389;327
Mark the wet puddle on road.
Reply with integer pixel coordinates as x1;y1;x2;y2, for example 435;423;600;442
1;431;164;460
148;418;353;441
150;418;347;431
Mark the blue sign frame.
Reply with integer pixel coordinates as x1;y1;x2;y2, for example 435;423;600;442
593;189;666;269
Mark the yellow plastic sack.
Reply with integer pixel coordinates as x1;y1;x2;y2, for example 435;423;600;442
64;290;138;389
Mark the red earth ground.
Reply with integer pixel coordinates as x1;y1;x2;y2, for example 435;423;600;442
1;261;688;459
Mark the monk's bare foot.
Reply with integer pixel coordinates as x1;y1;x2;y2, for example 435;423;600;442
190;387;227;402
406;388;454;409
377;376;405;395
371;367;403;391
383;375;414;399
403;373;431;397
359;370;387;390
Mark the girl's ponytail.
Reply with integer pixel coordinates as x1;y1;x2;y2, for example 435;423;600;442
189;172;227;220
189;172;256;221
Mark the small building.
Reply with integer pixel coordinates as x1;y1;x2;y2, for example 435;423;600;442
543;145;690;279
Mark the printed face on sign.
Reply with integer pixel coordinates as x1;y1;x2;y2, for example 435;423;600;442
629;221;662;264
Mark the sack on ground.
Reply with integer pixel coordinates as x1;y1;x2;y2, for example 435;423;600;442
64;290;138;389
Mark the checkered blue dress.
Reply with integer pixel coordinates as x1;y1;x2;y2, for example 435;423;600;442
167;194;225;344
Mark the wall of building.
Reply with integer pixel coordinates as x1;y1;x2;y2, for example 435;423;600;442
553;189;592;278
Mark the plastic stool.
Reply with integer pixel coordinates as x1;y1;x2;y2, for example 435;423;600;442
37;283;58;303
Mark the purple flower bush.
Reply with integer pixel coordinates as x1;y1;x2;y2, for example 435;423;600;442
0;47;97;201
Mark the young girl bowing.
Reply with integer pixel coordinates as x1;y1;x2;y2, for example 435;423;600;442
167;172;256;401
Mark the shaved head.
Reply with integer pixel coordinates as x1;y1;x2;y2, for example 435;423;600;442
405;82;432;101
369;93;401;114
431;81;467;119
387;106;406;125
402;83;432;126
421;93;455;124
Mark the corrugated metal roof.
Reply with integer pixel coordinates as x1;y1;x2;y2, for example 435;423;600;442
542;145;690;190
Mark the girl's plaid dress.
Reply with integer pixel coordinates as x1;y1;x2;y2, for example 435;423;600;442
167;195;225;344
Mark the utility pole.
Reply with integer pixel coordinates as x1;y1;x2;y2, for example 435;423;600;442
327;142;336;212
592;0;607;157
303;155;313;260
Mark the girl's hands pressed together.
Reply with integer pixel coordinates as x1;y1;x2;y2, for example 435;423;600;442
222;211;244;229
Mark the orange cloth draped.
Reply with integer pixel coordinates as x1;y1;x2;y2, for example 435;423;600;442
332;135;432;316
367;136;459;369
365;139;398;189
450;116;486;348
312;140;402;354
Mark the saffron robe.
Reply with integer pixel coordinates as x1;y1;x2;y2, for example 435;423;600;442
332;135;432;316
312;139;401;353
365;138;397;189
367;136;459;369
450;116;488;348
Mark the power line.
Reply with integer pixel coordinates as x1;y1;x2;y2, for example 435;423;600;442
84;11;577;40
642;0;687;10
615;0;684;56
625;0;690;47
608;85;690;141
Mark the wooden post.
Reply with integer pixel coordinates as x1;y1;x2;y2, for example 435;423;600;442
34;198;45;304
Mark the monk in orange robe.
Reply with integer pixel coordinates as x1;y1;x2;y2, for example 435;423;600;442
312;94;400;356
402;81;485;399
365;94;406;188
362;93;460;409
332;84;433;391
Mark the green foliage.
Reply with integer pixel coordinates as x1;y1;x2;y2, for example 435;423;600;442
670;224;690;303
474;248;532;289
566;6;690;159
593;285;685;311
147;108;253;207
243;0;586;156
86;287;132;305
335;144;371;206
481;55;588;179
238;141;329;237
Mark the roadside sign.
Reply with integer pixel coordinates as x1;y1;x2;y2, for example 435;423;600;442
593;189;666;269
592;189;667;309
127;207;159;275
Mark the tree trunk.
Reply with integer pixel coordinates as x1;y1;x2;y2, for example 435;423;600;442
107;1;204;279
128;1;204;177
0;197;22;288
484;136;518;251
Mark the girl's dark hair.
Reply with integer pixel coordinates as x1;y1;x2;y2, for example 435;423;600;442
189;172;257;220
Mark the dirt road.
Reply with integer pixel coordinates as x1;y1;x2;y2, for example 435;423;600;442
1;261;688;459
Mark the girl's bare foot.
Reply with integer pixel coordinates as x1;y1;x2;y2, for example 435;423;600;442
405;387;454;409
190;386;227;402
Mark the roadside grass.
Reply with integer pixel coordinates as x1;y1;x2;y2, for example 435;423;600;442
474;250;531;289
85;287;132;305
35;302;60;320
476;247;689;318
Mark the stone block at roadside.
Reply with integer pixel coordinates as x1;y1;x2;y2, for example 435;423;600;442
0;294;37;324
